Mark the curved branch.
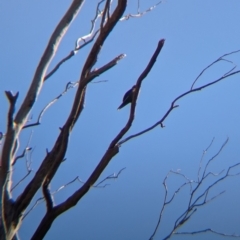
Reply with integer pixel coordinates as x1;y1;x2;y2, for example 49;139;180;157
120;0;163;21
119;50;240;145
45;0;106;81
112;39;165;148
15;0;84;126
23;81;78;129
30;38;165;238
149;139;240;240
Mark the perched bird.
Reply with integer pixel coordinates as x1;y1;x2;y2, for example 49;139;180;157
118;85;136;110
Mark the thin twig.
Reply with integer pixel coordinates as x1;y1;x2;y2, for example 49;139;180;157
198;137;215;181
150;139;240;240
120;1;163;21
23;197;44;220
191;49;240;90
23;81;78;128
95;167;126;187
45;1;105;81
175;228;240;238
12;131;33;165
23;168;125;219
11;148;34;191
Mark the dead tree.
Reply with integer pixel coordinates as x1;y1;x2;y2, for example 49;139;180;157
0;1;240;239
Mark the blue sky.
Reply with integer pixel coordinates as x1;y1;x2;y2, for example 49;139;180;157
1;0;240;239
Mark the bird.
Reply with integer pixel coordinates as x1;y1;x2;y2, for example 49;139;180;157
117;85;136;110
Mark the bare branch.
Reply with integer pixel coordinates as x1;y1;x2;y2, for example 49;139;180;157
46;0;163;81
45;0;106;81
19;2;128;239
101;0;111;30
175;228;240;238
23;167;125;221
23;81;78;129
191;49;240;90
119;50;240;145
11;147;34;191
75;0;105;49
52;167;126;194
2;2;85;238
12;131;33;165
150;139;240;240
0;91;19;236
202;138;229;178
47;39;165;224
111;39;165;148
120;1;163;21
198;137;215;181
12;147;32;166
95;167;126;187
87;54;126;82
14;1;84;127
11;171;32;192
23;197;44;220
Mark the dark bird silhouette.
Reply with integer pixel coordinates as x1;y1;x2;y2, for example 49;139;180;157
118;85;136;110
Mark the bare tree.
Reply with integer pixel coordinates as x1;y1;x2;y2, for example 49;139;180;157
1;1;240;239
149;138;240;239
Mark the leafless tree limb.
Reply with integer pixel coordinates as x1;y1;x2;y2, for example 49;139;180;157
30;36;164;239
52;167;126;194
52;38;164;211
191;49;240;90
11;172;32;193
120;0;163;21
119;50;240;146
91;80;108;84
22;197;44;220
101;0;111;30
0;2;85;239
175;228;240;238
12;147;32;166
23;81;78;129
45;0;106;81
12;131;33;166
197;137;215;181
0;91;19;237
149;171;195;240
45;0;163;81
87;54;126;82
75;0;104;50
201;138;229;179
11;147;34;192
21;2;128;239
95;167;126;187
149;139;240;239
22;167;125;220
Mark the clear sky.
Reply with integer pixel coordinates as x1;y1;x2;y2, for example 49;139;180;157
1;0;240;239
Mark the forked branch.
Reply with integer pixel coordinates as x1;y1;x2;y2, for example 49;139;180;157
149;139;240;240
119;49;240;145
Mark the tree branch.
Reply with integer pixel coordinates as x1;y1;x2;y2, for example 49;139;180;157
12;2;128;239
149;139;240;240
45;0;106;81
119;50;240;145
23;81;78;129
120;1;163;21
175;228;240;238
29;37;165;240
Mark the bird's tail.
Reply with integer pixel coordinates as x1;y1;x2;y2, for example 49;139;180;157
117;103;124;110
